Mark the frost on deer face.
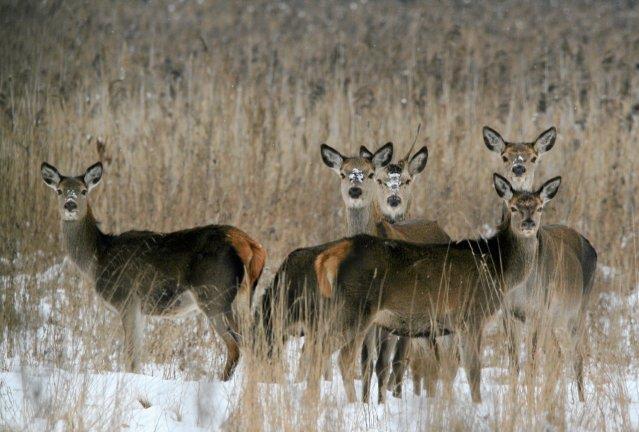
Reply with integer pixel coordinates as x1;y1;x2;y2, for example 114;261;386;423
341;161;376;209
386;172;401;192
348;168;364;184
375;164;412;222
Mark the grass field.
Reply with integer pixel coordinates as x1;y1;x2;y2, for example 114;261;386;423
1;1;638;430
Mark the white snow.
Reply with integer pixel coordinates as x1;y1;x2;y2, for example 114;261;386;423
1;259;639;431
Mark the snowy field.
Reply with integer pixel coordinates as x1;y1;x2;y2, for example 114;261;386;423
2;259;639;431
2;3;638;430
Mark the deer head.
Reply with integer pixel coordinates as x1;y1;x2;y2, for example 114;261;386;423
483;127;557;190
41;162;103;221
493;173;561;238
321;142;393;209
373;145;428;222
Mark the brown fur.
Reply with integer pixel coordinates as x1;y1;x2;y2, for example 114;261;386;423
312;176;559;403
315;240;351;298
484;127;596;401
377;219;450;244
227;227;267;307
41;162;264;380
368;146;450;403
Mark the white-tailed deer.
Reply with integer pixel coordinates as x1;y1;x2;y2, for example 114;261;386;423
313;174;562;403
41;162;266;380
320;142;393;235
269;143;393;387
483;126;597;401
363;144;452;402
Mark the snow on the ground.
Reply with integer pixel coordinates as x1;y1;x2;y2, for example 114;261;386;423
3;360;638;431
0;366;231;431
1;260;639;431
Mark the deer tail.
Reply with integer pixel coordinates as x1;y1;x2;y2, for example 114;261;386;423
227;228;267;310
314;240;352;298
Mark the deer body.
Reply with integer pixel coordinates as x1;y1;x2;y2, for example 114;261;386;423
42;162;266;379
366;145;453;402
314;174;561;403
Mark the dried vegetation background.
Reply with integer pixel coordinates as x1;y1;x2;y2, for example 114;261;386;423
0;0;638;430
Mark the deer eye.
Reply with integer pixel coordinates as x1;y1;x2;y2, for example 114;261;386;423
368;173;374;179
377;179;382;185
536;207;542;212
81;190;87;196
531;157;537;163
56;189;62;195
340;173;346;179
502;156;508;162
510;206;517;213
405;179;411;185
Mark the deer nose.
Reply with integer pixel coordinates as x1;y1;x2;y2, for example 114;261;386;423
512;165;526;177
522;219;535;230
64;201;77;212
387;196;401;208
348;187;362;198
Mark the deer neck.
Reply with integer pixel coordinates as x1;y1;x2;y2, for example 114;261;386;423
62;206;103;279
495;214;538;290
346;204;377;236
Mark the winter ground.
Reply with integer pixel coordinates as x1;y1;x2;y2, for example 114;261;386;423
2;259;639;431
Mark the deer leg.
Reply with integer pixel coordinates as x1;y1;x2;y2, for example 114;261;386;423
461;330;483;403
121;296;144;373
411;362;422;396
574;349;585;402
423;337;439;397
295;341;310;383
441;336;459;398
192;280;242;381
390;336;410;398
339;329;370;403
361;328;377;403
502;313;520;374
297;339;332;382
571;324;586;402
376;331;396;403
211;315;241;381
423;366;437;397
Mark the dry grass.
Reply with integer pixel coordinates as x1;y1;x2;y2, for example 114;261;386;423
1;0;638;430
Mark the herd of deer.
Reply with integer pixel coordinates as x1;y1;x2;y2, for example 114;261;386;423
40;126;597;404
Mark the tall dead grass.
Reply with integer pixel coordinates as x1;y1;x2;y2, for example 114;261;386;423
1;0;638;430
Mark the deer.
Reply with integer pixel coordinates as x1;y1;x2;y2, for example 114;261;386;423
40;161;266;380
266;143;393;391
364;143;453;402
312;173;562;403
483;126;597;401
372;144;450;244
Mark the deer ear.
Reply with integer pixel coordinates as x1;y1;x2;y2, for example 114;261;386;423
533;127;557;154
320;144;344;172
538;176;561;203
41;162;61;190
359;146;374;160
483;126;505;153
493;173;513;200
408;146;428;176
84;162;103;191
372;142;393;168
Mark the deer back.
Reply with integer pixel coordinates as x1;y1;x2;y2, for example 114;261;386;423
376;219;450;244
